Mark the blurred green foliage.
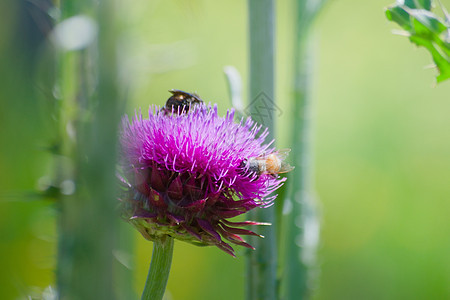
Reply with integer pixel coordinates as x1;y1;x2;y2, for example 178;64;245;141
1;0;450;299
386;0;450;82
0;1;56;299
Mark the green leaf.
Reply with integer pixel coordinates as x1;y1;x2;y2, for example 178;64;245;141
418;0;432;10
402;0;432;10
386;6;413;31
410;9;448;35
386;1;450;82
409;35;450;82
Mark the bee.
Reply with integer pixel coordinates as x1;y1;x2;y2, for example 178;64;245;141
240;149;294;178
161;89;204;115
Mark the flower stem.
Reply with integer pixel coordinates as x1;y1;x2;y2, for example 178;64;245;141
141;236;175;300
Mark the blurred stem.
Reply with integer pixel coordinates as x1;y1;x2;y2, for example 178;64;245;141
282;0;325;299
284;43;312;300
115;222;137;300
141;237;174;300
246;1;277;300
57;0;120;299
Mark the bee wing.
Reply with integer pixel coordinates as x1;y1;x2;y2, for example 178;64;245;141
275;148;291;160
278;162;295;173
275;149;294;174
191;91;203;102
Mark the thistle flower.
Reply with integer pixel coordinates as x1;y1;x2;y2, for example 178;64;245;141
119;102;286;256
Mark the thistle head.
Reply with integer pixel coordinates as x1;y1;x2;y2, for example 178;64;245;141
119;94;288;256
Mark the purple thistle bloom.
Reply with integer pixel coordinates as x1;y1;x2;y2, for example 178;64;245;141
119;103;286;256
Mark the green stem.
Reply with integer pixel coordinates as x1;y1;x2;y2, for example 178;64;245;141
141;237;175;300
246;1;277;300
57;0;121;299
284;42;312;299
283;0;326;298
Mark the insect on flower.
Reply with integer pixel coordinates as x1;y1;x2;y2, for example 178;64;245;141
241;149;294;178
161;89;204;114
120;93;290;256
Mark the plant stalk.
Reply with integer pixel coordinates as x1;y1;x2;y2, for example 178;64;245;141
284;42;313;299
141;237;175;300
57;0;120;299
246;1;277;300
282;0;325;298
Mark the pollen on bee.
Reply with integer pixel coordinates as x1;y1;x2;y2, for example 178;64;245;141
265;154;281;173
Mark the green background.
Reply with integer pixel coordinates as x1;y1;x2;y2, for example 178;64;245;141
1;0;449;299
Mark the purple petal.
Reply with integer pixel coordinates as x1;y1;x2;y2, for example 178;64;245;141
150;167;166;192
167;212;185;224
184;199;206;212
196;218;221;242
182;223;202;241
223;220;271;227
130;208;157;220
220;223;262;237
148;187;166;208
167;176;183;200
217;241;236;257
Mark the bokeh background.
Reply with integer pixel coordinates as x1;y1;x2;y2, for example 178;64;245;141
1;0;449;299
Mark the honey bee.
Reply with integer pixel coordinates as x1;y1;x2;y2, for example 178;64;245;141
240;149;294;177
161;89;204;114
